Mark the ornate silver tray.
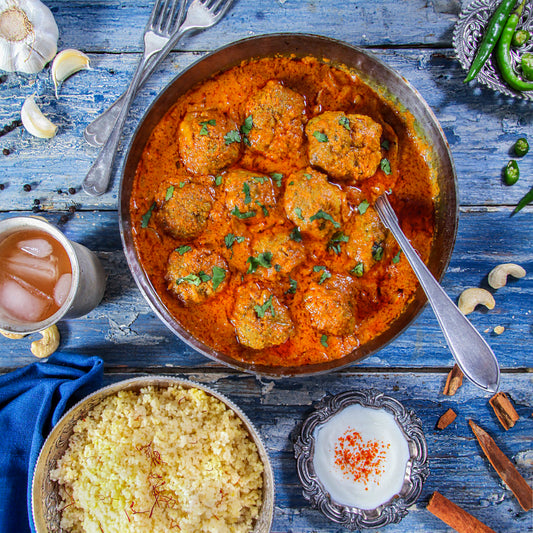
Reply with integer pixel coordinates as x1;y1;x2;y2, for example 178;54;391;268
293;389;429;530
454;0;533;100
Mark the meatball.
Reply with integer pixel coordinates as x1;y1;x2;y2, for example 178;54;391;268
283;168;344;240
166;247;228;306
302;274;356;336
178;110;241;176
345;205;388;275
223;169;277;225
230;281;294;350
154;182;213;240
245;80;306;161
251;229;306;277
306;111;382;182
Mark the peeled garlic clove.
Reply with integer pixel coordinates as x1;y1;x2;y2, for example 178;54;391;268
21;95;58;139
52;49;90;97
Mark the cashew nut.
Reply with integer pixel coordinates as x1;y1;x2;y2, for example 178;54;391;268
0;330;27;339
493;325;505;335
458;288;496;315
488;263;526;289
31;325;60;358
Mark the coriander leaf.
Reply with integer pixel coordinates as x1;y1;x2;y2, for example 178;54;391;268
253;176;267;184
372;243;384;261
274;264;282;272
328;231;349;254
241;115;253;135
254;294;275;318
339;115;350;130
294;207;305;220
287;277;297;294
225;233;236;248
165;185;175;202
313;131;328;142
199;124;209;136
313;265;331;284
309;209;340;228
351;262;364;277
313;265;326;272
304;173;312;180
243;182;252;204
211;266;226;290
231;206;256;219
358;200;369;215
215;175;223;186
271;173;283;187
243;136;251;146
255;200;269;216
224;129;241;145
380;158;392;175
320;334;329;348
198;119;216;136
247;251;273;273
141;202;156;228
381;139;390;151
198;270;212;283
176;245;191;255
289;227;302;242
176;274;202;286
179;181;186;188
392;250;401;264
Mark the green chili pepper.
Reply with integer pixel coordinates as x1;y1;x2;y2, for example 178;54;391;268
512;28;531;46
514;137;529;156
464;0;517;83
496;0;533;91
504;160;520;185
512;185;533;214
521;53;533;80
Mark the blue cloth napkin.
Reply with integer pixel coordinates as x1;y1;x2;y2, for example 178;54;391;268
0;352;103;533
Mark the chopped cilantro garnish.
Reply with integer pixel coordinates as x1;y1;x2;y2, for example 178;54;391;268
313;131;328;142
176;245;191;255
271;173;283;187
339;115;350;130
328;231;349;254
241;115;253;135
247;251;273;273
176;273;204;286
351;262;364;277
274;263;282;272
287;277;297;294
372;243;384;261
243;182;252;204
141;202;156;228
304;173;312;180
253;176;267;184
165;185;174;202
198;271;212;283
380;158;392;175
224;233;245;249
320;334;329;348
381;139;390;151
309;209;340;228
231;206;256;219
211;266;226;290
358;200;369;215
224;129;241;145
199;119;216;135
392;250;401;264
294;207;305;220
255;200;269;216
179;181;186;188
254;294;275;318
313;265;331;284
289;227;302;242
215;175;223;186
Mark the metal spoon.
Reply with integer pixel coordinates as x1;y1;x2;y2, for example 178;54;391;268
375;194;500;393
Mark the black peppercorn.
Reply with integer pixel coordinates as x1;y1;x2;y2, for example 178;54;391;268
23;184;31;192
68;187;76;195
2;148;9;156
32;206;40;213
59;214;69;224
0;184;5;191
68;205;76;214
33;198;40;205
57;189;63;195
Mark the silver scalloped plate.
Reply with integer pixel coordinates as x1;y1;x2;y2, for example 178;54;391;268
32;376;274;533
453;0;533;100
294;389;429;530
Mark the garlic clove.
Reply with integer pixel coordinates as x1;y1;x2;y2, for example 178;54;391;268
52;49;90;97
21;95;58;138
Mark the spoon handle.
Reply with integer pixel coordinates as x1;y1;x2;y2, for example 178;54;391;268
375;195;500;393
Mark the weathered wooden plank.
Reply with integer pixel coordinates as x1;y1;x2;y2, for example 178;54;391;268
0;208;530;372
86;371;531;533
45;0;459;54
1;48;532;212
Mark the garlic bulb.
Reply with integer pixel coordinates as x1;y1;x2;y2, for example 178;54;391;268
21;95;57;138
0;0;58;74
52;49;90;97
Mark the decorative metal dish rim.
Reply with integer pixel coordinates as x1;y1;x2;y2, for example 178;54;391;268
293;389;429;530
31;375;274;533
453;0;533;100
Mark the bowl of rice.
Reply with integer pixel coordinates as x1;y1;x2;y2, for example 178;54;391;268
31;376;274;532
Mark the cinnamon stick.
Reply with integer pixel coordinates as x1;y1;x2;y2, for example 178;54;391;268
489;392;519;430
427;491;495;533
437;408;457;430
469;420;533;511
443;364;463;395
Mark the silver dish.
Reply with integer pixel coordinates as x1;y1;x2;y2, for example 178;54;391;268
453;0;533;100
120;33;458;377
294;389;429;530
32;376;274;533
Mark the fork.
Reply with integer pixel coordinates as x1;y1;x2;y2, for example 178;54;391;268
375;194;500;393
82;0;187;196
83;0;234;149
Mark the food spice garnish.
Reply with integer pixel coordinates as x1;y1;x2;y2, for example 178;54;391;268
436;408;457;430
489;392;519;430
443;364;463;395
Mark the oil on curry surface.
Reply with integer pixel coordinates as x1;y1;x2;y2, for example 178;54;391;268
131;56;436;367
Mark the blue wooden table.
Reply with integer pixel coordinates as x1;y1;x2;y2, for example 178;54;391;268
1;1;532;531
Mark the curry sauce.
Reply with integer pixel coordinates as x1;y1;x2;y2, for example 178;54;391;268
131;56;436;367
